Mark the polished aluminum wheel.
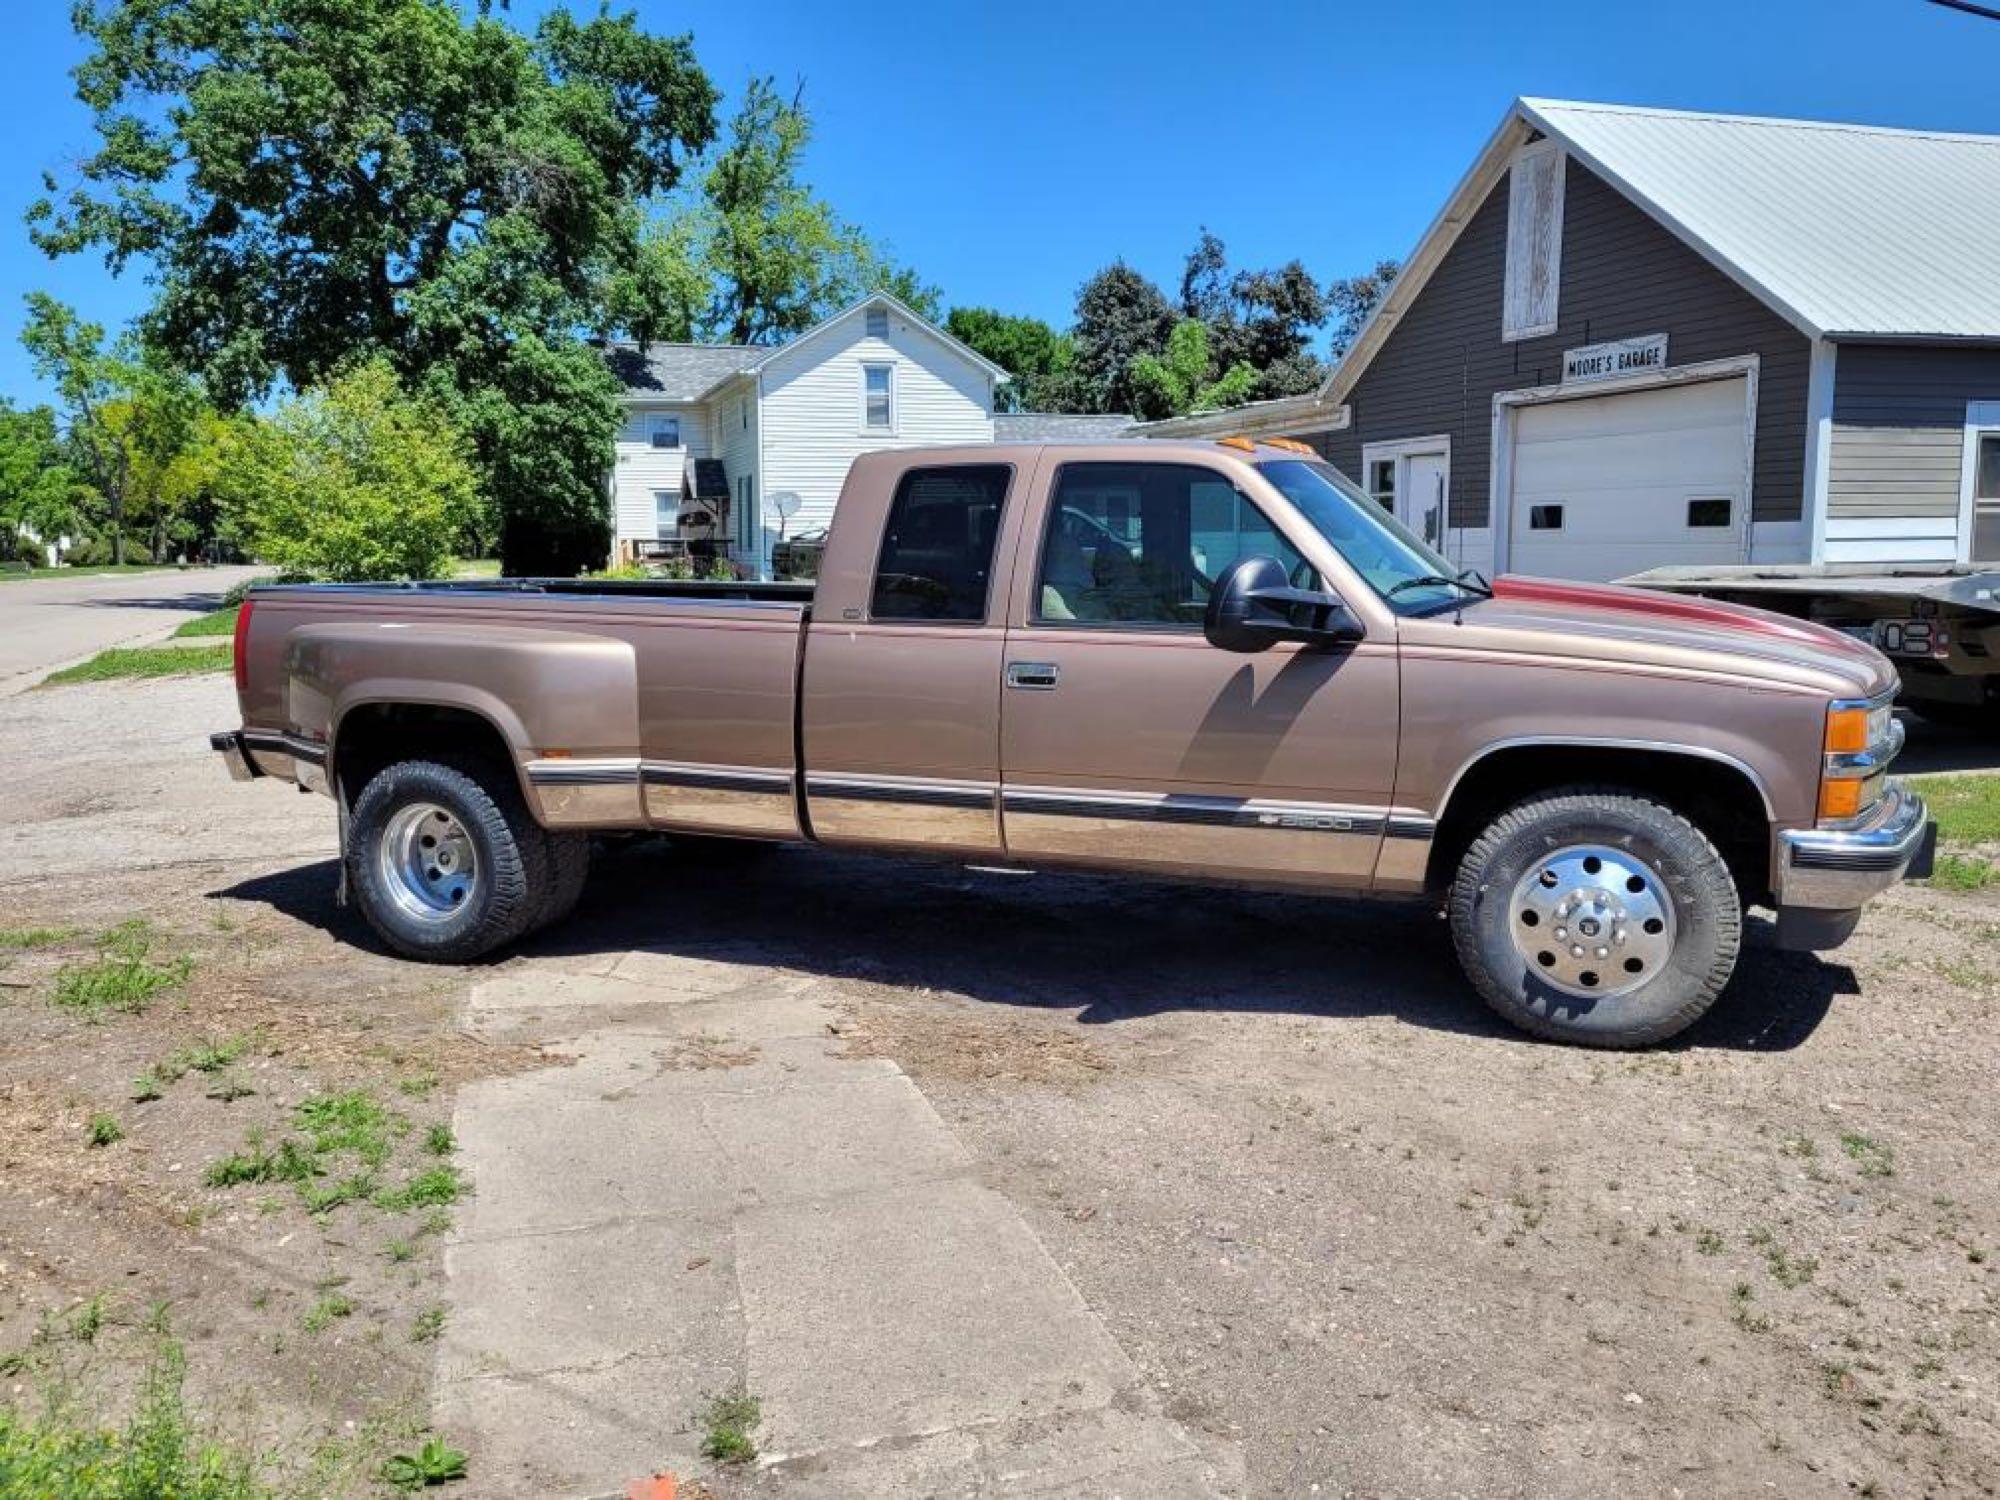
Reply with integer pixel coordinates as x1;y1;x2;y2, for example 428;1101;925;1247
1508;844;1676;998
377;801;478;925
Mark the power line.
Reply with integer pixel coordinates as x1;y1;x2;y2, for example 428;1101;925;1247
1926;0;2000;21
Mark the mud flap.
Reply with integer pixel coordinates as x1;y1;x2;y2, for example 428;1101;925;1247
335;784;351;908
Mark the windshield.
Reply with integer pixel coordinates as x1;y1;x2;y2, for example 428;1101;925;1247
1256;458;1479;615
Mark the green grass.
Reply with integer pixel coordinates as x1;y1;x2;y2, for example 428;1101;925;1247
1914;772;2000;845
171;605;239;638
1841;1131;1896;1179
87;1114;124;1149
302;1295;352;1334
1925;853;1997;892
0;926;74;950
697;1387;762;1465
451;557;501;579
43;644;233;684
409;1307;445;1345
0;562;182;584
374;1165;462;1213
295;1090;398;1166
0;1341;268;1498
203;1131;317;1188
52;923;193;1017
379;1435;467;1491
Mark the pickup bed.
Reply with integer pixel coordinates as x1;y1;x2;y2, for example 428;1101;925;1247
213;440;1935;1047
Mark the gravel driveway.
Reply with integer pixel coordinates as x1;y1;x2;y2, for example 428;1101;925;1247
1;672;1995;1496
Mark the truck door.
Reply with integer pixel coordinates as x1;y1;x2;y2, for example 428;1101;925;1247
798;458;1024;856
997;457;1400;888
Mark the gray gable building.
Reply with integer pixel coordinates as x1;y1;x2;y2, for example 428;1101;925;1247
1142;98;2000;582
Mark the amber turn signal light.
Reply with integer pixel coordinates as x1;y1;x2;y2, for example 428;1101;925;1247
1823;705;1870;754
1817;776;1865;821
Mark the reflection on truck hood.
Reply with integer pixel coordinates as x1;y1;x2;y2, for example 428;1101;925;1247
1412;574;1895;700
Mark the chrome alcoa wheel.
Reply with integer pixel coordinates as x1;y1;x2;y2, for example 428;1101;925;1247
1449;790;1741;1048
346;758;556;963
1509;844;1676;998
378;802;480;923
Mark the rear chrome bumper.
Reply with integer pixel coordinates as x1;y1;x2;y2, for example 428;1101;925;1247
210;729;258;782
1774;781;1936;949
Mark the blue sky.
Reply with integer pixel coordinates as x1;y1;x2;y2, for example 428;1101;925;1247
0;0;1994;404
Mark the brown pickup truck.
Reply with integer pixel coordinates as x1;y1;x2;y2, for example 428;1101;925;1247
212;439;1934;1047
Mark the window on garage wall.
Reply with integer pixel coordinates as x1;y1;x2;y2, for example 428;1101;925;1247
1503;141;1565;341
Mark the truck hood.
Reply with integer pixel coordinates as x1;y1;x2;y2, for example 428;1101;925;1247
1399;575;1895;700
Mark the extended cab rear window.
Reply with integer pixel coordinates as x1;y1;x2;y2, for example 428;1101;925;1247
870;465;1013;622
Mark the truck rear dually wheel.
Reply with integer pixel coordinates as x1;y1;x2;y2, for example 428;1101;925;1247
347;757;552;962
1448;789;1741;1048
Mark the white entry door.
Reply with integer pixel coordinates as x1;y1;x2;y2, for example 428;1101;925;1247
1402;451;1449;550
1507;376;1750;581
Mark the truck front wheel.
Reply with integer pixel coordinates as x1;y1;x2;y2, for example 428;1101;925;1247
1448;789;1742;1048
347;758;552;962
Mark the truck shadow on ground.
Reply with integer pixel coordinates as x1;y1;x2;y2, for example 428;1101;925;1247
220;837;1853;1053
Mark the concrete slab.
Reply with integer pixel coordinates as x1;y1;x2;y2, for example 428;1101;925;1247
607;949;775;995
698;1070;971;1205
439;1215;737;1380
451;1080;745;1241
736;1176;1137;1456
435;1357;726;1500
758;1402;1229;1498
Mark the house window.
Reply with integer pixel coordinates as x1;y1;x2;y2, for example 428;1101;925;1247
1528;504;1564;530
648;414;681;449
1687;498;1732;528
738;398;748;432
654;490;678;536
1502;142;1565;341
863;365;894;431
737;474;755;552
1366;458;1397;513
866;307;889;339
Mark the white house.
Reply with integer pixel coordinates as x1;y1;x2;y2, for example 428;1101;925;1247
604;293;1011;571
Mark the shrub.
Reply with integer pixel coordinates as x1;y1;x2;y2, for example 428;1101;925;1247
227;362;481;583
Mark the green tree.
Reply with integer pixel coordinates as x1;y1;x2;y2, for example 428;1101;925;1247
685;78;937;345
20;294;144;563
1071;262;1176;415
0;402;84;559
943;308;1092;413
1326;259;1400;359
229;361;478;582
1128;319;1257;420
34;0;721;574
1177;230;1332;401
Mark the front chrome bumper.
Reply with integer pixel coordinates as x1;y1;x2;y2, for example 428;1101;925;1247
1773;780;1936;948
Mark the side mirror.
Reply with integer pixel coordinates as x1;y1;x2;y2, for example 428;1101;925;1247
1204;555;1365;654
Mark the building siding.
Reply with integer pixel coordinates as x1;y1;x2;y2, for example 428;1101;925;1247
714;377;760;561
611;403;713;546
758;308;995;548
1322;156;1812;535
1829;344;2000;522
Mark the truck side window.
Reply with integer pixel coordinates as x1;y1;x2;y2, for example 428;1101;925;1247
870;464;1014;622
1036;462;1313;627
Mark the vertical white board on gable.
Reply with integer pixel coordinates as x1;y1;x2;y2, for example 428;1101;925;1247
757;306;996;546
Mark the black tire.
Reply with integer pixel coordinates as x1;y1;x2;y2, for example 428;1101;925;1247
346;758;552;962
529;832;592;932
1448;788;1741;1048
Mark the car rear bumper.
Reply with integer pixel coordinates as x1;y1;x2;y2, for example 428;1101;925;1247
210;729;259;782
1773;780;1935;949
210;727;327;789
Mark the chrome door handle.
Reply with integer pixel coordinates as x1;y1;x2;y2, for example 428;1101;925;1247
1006;661;1060;690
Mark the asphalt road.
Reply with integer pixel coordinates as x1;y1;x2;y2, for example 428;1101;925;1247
0;565;264;695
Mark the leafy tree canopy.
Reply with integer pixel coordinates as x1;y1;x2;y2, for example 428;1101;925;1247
944;308;1092;414
667;78;938;345
1071;262;1177;417
1128;319;1257;421
0;402;85;555
1326;259;1401;358
228;360;479;582
34;0;721;573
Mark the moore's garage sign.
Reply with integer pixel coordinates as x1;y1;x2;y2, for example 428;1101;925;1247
1562;333;1669;384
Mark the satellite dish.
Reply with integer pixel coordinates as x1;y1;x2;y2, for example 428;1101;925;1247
767;491;803;540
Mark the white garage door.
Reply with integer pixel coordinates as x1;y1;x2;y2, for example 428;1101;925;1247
1507;377;1749;581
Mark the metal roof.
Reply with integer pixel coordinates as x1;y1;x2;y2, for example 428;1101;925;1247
602;341;760;401
1520;99;2000;341
993;412;1138;441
